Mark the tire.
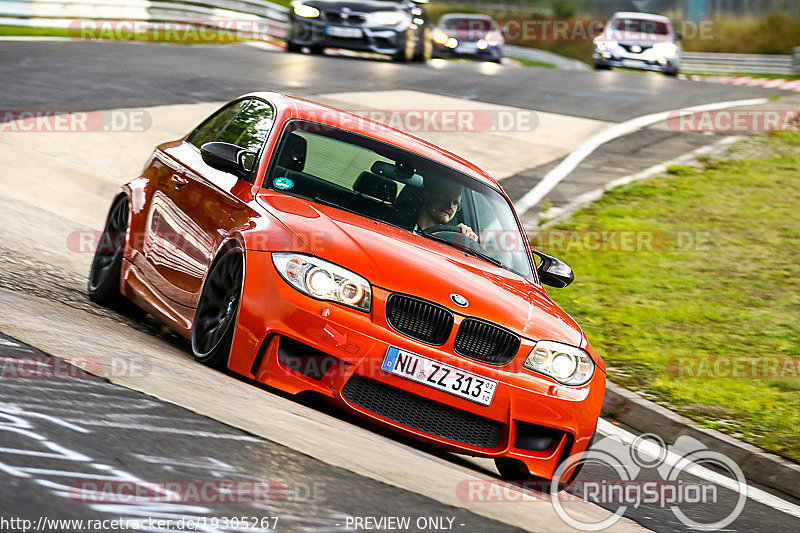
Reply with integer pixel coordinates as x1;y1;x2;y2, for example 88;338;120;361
413;28;433;62
191;245;244;369
594;62;611;70
308;44;325;55
286;41;302;53
88;198;145;318
392;31;414;62
664;69;679;77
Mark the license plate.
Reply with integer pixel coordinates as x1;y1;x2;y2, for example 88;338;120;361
456;43;478;54
622;59;646;68
325;26;362;38
381;347;497;406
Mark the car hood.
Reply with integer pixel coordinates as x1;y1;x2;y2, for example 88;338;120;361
302;0;406;13
256;192;584;346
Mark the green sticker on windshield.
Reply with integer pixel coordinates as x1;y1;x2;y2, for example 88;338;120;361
273;177;294;190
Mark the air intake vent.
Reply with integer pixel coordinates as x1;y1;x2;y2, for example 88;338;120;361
386;294;453;345
342;374;503;448
454;319;520;365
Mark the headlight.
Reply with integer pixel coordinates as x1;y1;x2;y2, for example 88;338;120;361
477;40;488;50
369;11;407;26
272;253;372;312
595;40;617;51
445;37;458;48
523;340;595;386
653;42;677;57
293;3;320;18
432;31;448;44
484;32;501;46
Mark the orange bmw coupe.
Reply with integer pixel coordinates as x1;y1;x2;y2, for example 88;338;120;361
88;92;606;485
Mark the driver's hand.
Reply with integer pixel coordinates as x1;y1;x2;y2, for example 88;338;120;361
458;224;479;242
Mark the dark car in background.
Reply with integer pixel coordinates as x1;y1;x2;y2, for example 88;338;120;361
286;0;432;61
431;13;503;62
593;12;682;76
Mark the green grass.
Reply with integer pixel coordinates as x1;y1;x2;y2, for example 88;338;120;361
681;13;800;55
730;73;800;81
510;57;557;68
537;132;800;462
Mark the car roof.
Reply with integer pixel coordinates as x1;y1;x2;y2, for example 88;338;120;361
246;92;502;189
611;11;671;23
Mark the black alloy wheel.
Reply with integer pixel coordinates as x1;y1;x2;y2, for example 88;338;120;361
191;246;244;368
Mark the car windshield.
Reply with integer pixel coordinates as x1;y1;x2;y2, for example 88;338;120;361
441;17;494;32
611;18;670;36
265;120;534;281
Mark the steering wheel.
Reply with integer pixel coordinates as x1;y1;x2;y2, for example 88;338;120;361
422;224;485;253
422;224;462;236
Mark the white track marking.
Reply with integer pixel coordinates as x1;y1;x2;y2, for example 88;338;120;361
597;419;800;519
536;135;742;228
515;97;769;216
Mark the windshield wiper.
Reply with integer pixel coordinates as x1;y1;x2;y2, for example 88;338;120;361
417;231;504;268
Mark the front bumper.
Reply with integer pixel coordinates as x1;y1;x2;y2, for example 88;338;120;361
287;16;406;55
594;49;679;73
228;251;605;480
433;42;502;61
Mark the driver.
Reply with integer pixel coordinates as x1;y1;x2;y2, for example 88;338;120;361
415;179;478;242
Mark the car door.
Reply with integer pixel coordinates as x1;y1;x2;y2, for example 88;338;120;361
142;98;275;309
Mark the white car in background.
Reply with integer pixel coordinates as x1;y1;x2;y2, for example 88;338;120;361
593;12;682;76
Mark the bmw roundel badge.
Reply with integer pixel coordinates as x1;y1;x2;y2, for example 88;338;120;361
450;294;469;307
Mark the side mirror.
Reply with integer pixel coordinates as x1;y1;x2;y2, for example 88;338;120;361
676;31;683;41
200;142;257;179
532;251;575;288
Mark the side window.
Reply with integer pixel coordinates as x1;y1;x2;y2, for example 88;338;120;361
217;100;275;152
187;101;246;149
187;99;274;153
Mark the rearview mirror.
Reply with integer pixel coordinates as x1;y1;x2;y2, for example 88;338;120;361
200;142;257;179
532;251;575;288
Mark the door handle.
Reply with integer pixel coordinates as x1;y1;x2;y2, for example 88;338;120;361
171;174;189;188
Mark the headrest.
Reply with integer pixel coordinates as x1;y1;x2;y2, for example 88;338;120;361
277;133;307;171
354;171;398;203
371;161;423;187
